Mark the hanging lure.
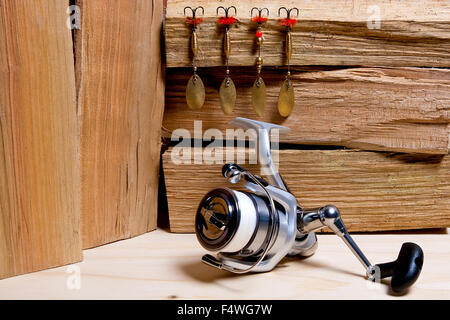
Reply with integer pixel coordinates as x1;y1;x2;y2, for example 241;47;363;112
184;6;205;110
251;8;269;117
217;6;238;115
277;7;299;117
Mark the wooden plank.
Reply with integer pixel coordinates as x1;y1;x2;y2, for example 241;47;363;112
76;0;165;248
1;229;449;299
162;147;450;233
165;0;450;68
0;0;82;279
164;67;450;154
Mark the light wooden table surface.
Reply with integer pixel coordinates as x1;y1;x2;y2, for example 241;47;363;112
0;229;449;300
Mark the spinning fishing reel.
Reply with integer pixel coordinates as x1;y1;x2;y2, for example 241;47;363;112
195;117;424;293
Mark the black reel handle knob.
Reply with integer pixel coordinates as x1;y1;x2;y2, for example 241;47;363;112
375;242;424;293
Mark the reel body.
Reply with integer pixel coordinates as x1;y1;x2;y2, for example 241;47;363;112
195;118;424;293
196;175;317;273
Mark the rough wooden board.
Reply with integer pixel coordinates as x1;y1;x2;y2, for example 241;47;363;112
164;67;450;154
0;0;82;279
166;0;450;21
165;0;450;68
76;0;165;248
162;147;450;233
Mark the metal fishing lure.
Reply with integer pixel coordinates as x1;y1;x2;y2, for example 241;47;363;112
277;7;298;117
217;6;238;115
251;8;269;117
184;6;206;110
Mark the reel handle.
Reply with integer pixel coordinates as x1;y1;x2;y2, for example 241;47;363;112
375;242;424;293
299;205;424;294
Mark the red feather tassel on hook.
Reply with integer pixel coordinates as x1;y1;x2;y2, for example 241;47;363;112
218;16;237;26
251;16;268;24
185;17;204;26
279;18;297;27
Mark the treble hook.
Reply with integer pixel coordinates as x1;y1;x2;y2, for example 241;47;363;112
278;7;299;19
216;6;237;18
251;7;269;18
184;6;205;19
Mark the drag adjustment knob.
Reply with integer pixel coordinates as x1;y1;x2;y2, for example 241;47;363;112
375;242;424;293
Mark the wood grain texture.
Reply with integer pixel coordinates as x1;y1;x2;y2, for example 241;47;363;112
0;0;82;279
165;0;450;68
77;0;165;248
162;147;450;233
164;67;450;154
1;229;449;299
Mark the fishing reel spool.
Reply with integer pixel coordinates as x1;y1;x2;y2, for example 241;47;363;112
195;117;424;293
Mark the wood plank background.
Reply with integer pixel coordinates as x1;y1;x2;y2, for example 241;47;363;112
163;0;450;236
0;0;82;279
163;147;450;233
76;0;165;249
165;0;450;68
164;67;450;154
0;0;448;280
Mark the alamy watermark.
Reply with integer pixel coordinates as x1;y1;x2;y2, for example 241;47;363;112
67;5;81;30
367;5;381;30
171;121;280;176
66;265;81;290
